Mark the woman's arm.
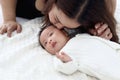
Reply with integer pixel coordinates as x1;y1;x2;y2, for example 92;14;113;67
1;0;16;22
105;0;116;15
35;0;46;11
0;0;22;37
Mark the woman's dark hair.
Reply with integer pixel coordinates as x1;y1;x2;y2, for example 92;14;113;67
42;0;119;43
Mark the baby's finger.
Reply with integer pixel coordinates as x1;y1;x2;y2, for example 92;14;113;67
56;52;61;58
61;51;67;56
56;52;64;59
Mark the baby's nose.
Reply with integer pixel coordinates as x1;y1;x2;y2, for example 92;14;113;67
49;39;52;44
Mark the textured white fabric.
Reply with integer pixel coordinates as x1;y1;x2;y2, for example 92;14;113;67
54;34;120;80
0;18;97;80
115;0;120;24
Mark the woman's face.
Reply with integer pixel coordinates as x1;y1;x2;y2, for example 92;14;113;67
48;4;80;29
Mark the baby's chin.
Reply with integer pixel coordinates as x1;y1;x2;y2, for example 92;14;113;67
48;50;58;55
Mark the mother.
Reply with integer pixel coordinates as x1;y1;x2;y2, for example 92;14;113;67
36;0;119;43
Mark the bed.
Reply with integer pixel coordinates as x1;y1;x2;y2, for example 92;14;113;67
0;1;120;80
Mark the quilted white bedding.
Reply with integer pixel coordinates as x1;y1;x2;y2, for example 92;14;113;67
0;18;97;80
0;1;120;80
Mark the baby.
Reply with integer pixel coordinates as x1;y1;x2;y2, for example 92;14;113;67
39;25;120;80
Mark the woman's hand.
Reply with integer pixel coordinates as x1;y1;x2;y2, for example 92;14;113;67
0;21;22;37
56;52;72;63
90;23;112;40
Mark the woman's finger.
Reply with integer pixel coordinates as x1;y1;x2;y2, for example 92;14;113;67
17;24;22;33
96;24;108;36
99;28;112;40
7;29;12;37
0;25;7;34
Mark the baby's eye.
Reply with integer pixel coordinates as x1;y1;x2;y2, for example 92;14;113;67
49;32;53;36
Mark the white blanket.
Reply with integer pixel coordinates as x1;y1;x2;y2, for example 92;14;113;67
0;1;120;79
54;34;120;80
0;18;96;80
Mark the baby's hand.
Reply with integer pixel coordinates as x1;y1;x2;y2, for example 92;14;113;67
0;21;22;37
56;52;72;63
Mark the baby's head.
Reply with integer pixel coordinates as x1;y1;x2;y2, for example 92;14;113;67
39;25;69;55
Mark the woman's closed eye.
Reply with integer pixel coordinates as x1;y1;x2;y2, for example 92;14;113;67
56;16;61;23
53;16;60;25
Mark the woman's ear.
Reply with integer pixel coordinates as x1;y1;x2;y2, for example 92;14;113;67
35;0;45;11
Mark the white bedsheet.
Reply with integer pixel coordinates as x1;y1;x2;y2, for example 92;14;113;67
0;18;97;80
0;1;120;80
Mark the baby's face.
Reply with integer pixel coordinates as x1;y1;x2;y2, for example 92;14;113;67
40;26;69;55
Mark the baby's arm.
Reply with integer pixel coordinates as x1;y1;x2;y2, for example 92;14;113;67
54;52;78;75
